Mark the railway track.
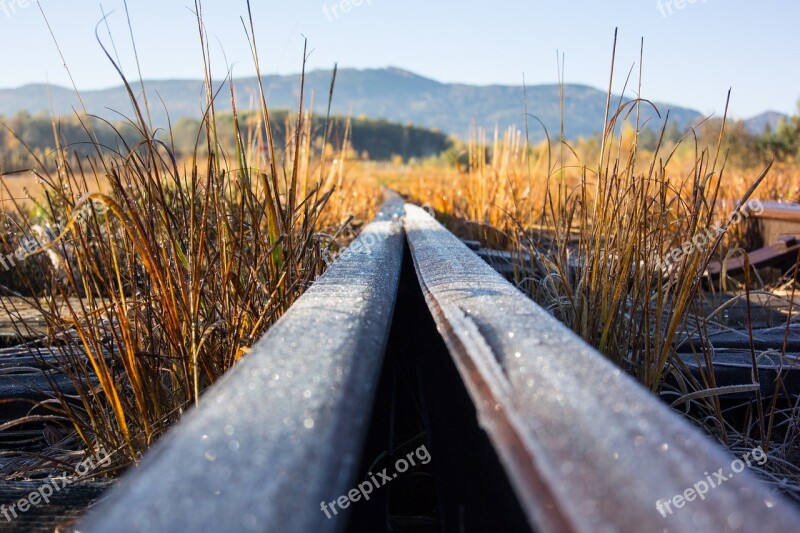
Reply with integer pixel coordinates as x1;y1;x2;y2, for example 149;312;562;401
3;195;800;531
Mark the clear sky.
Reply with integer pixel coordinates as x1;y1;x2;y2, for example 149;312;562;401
0;0;796;119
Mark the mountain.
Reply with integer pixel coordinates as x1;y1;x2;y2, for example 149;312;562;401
743;111;789;134
0;67;704;141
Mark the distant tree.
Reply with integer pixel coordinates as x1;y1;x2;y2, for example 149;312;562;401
758;101;800;162
664;121;684;144
637;127;659;152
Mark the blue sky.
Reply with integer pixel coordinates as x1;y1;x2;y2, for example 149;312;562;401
0;0;796;119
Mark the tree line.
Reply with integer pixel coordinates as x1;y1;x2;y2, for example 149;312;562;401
0;110;454;170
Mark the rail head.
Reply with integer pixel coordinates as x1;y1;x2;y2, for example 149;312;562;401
79;197;406;533
403;203;800;533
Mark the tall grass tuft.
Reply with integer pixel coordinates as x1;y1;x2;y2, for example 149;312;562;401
393;39;772;393
389;36;800;495
0;2;379;471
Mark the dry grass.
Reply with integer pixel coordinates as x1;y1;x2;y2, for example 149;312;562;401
0;3;380;474
389;102;800;380
388;51;800;497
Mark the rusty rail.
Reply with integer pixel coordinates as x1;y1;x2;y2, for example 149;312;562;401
404;202;800;532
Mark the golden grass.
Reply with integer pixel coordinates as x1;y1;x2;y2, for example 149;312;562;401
391;124;794;375
0;3;381;472
387;100;800;497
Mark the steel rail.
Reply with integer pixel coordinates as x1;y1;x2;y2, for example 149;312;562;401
79;197;406;533
404;202;800;532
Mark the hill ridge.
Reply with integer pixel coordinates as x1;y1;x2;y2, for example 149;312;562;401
0;67;706;140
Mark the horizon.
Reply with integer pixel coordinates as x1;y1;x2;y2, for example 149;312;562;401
0;65;785;123
0;1;796;120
